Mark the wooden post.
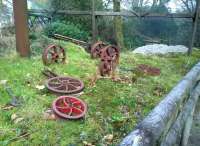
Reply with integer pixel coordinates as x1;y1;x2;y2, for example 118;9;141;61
188;0;200;55
113;0;125;49
13;0;30;57
92;0;96;43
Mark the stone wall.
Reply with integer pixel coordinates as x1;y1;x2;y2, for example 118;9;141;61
120;62;200;146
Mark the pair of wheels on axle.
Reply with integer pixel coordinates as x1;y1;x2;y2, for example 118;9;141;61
90;41;120;76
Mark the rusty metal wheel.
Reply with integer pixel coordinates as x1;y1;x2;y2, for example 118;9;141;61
137;64;161;76
52;96;87;119
100;45;120;61
46;76;84;94
99;58;112;76
98;45;120;76
90;41;106;58
42;45;66;65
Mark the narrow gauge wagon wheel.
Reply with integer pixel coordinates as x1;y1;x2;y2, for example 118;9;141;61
99;45;120;76
90;41;106;58
42;45;66;65
52;96;87;119
100;45;120;62
46;76;84;94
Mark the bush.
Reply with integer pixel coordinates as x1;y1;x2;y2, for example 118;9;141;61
0;36;16;56
44;22;89;41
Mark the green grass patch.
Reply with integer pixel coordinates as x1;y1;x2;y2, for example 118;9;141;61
0;42;200;145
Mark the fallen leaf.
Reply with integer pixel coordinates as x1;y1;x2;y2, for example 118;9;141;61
82;141;95;146
0;80;7;85
1;105;15;110
35;85;45;90
103;134;114;143
43;109;57;120
14;118;24;124
11;113;18;121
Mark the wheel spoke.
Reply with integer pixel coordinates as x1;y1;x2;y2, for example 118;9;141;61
54;84;64;90
68;84;77;90
48;81;61;87
72;106;83;113
72;101;81;106
65;84;68;91
67;108;73;116
53;46;57;53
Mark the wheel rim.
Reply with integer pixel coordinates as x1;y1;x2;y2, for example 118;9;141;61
52;96;87;119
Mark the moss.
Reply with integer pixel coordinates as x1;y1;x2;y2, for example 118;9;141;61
0;41;200;145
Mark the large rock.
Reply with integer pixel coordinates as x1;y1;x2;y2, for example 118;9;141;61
133;44;188;55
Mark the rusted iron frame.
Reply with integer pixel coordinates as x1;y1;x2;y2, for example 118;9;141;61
13;0;30;57
188;0;200;55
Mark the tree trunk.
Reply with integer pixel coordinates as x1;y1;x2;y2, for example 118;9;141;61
113;0;124;50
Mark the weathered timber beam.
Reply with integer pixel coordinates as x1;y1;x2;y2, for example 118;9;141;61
120;62;200;146
161;82;200;146
28;9;195;19
53;34;89;46
28;9;91;15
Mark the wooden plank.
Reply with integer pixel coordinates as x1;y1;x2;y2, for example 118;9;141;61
161;83;200;146
53;34;88;46
95;11;194;18
188;0;200;55
28;9;195;19
13;0;30;57
28;9;91;15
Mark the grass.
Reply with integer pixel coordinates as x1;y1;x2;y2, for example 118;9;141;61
0;41;200;145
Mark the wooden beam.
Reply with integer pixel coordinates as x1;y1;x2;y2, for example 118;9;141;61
28;9;196;19
53;34;88;46
188;0;200;55
13;0;30;57
92;0;96;42
28;9;91;15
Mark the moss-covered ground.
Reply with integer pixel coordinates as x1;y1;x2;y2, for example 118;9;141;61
0;41;200;145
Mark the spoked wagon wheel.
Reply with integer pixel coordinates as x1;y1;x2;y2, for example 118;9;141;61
42;45;66;65
52;96;87;119
100;45;120;61
90;41;106;58
46;76;84;95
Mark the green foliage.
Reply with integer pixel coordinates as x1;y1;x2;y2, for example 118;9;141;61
44;22;89;41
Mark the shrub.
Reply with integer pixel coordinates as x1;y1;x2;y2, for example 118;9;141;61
44;22;89;41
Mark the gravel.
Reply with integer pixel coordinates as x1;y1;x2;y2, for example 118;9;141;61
133;44;189;55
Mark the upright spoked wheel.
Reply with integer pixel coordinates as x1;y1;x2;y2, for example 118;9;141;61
42;44;66;65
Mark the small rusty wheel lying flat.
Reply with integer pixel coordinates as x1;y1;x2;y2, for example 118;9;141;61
46;76;84;94
42;45;66;65
90;41;106;58
137;64;161;76
52;96;87;119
